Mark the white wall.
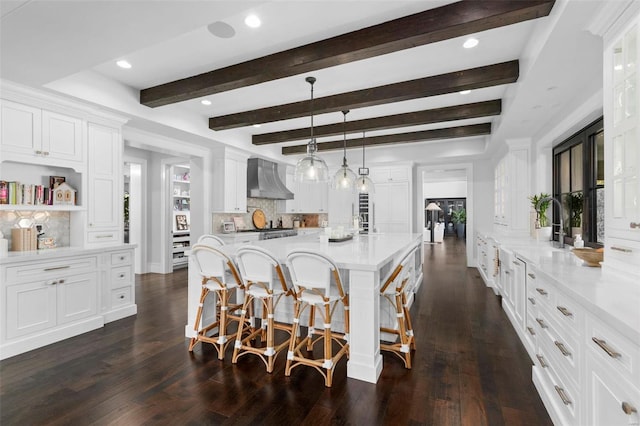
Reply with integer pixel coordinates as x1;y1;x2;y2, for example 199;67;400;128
422;180;467;199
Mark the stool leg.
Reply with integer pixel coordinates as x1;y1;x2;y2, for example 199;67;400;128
232;293;253;364
285;299;302;377
189;287;209;352
266;296;275;373
323;302;333;387
402;292;416;350
217;289;228;360
307;305;316;351
395;291;411;369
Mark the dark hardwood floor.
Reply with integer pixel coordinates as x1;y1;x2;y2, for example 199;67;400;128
0;238;552;425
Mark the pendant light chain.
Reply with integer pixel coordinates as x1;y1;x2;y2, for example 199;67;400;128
307;76;316;155
342;110;349;167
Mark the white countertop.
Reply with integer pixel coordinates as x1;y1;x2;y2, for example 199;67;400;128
0;244;136;264
499;239;640;345
216;232;422;272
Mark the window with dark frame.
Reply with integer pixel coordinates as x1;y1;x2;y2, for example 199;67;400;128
552;117;604;248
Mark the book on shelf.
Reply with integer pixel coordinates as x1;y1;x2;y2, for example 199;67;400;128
0;181;60;206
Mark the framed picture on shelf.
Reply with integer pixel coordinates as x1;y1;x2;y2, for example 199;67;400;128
222;221;236;233
175;214;189;231
49;176;65;189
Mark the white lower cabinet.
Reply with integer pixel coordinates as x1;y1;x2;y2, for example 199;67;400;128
1;246;136;360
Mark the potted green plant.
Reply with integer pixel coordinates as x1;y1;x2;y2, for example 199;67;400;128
451;208;466;239
529;193;551;239
568;192;584;237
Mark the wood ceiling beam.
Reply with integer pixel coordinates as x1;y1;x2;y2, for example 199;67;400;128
210;61;518;130
252;100;501;145
140;1;554;108
281;123;491;155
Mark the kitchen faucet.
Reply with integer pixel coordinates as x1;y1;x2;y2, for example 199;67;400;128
538;196;565;248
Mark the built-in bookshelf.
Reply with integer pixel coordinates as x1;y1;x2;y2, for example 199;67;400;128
171;164;190;269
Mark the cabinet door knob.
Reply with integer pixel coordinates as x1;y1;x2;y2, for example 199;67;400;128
119;274;125;278
630;222;640;229
622;402;638;415
557;306;572;317
120;256;125;260
43;151;49;156
554;386;571;406
536;354;548;368
35;150;42;155
592;337;621;359
554;341;571;357
58;279;64;284
119;295;125;299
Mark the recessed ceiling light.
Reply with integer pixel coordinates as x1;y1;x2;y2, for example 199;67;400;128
459;90;471;95
201;100;212;106
463;38;479;49
244;14;261;28
116;60;132;69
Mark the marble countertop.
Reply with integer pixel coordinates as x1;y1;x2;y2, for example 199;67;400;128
218;232;422;272
0;244;136;264
499;239;640;345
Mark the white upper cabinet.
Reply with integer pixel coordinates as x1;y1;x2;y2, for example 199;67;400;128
369;165;412;233
1;100;83;168
213;150;248;213
605;18;640;242
493;141;530;235
277;165;328;214
85;123;122;245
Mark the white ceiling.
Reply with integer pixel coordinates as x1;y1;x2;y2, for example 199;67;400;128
0;0;606;167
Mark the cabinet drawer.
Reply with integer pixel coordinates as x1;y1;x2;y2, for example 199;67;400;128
587;315;640;386
87;230;119;244
111;287;132;308
4;256;97;283
605;237;640;276
551;289;583;336
539;344;580;425
527;271;554;308
111;266;132;288
110;251;132;266
537;308;580;385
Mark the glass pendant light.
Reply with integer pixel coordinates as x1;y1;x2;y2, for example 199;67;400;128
331;110;357;190
357;131;375;194
294;76;329;183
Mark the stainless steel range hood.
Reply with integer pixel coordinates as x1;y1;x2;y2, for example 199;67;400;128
246;158;294;200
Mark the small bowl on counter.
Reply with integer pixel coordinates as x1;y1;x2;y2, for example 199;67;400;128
571;247;603;267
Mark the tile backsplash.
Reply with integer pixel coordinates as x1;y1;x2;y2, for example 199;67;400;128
211;197;327;232
0;210;70;250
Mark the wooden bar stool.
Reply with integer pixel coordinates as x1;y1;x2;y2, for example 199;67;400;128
197;234;225;247
285;250;349;387
232;245;293;373
380;242;420;369
188;244;251;359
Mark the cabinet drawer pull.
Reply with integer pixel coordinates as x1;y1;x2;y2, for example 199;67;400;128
35;150;42;155
48;280;58;285
555;341;571;357
557;306;573;317
44;265;70;271
505;270;510;275
527;327;536;336
43;151;49;156
120;256;125;260
592;337;621;359
536;318;548;329
528;297;536;305
119;294;125;300
527;273;536;279
554;386;571;406
536;354;548;368
622;402;638;415
58;279;64;284
611;246;632;253
536;288;547;296
119;274;125;278
96;234;114;239
630;222;640;229
512;260;519;265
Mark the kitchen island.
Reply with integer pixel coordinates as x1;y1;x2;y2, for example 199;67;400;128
186;232;423;383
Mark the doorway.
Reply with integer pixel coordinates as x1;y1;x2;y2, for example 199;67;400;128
123;160;145;274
